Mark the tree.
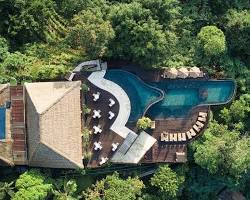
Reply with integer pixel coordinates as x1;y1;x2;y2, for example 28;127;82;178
0;37;9;61
12;169;53;200
197;25;226;57
137;117;152;130
83;172;144;200
53;179;79;200
220;94;250;131
0;181;14;199
150;165;185;199
224;9;250;61
67;9;114;58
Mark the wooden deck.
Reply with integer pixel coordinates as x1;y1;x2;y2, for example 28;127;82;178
143;106;209;163
10;86;27;165
74;67;211;167
84;81;124;168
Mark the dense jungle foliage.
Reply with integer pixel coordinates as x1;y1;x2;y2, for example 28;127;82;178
0;0;249;199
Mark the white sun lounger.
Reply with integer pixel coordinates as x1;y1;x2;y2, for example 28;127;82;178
161;132;169;142
99;157;108;165
186;131;192;139
196;121;204;128
199;112;207;118
190;128;196;137
178;133;186;141
169;133;178;142
108;111;115;120
193;124;200;132
198;116;206;122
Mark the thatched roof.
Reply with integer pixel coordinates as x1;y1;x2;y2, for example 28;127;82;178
25;81;83;169
189;67;201;78
177;67;189;78
165;68;178;79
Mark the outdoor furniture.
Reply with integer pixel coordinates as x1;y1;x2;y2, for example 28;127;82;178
189;128;196;137
177;67;189;79
112;143;119;151
186;131;192;139
169;133;178;142
199;112;207;118
166;68;178;79
193;124;200;132
178;133;186;142
109;98;115;107
189;67;203;78
108;111;115;120
93;92;100;101
198;116;206;122
99;157;108;165
161;132;169;142
150;121;156;129
93;125;102;134
93;110;101;119
94;141;102;151
196;121;204;128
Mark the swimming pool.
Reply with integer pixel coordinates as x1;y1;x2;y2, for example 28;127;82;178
0;107;6;140
105;70;236;121
148;79;235;118
104;70;163;122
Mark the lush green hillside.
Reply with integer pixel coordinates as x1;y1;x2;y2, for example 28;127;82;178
0;0;249;199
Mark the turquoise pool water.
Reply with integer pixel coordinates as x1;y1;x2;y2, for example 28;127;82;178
0;107;6;140
148;80;235;118
104;70;163;121
105;70;235;121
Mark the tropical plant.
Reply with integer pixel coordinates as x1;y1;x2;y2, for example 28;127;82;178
137;117;152;130
0;181;14;199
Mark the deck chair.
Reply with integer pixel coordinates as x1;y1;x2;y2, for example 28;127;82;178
199;112;207;118
186;131;192;139
196;121;204;128
170;133;178;142
198;116;206;122
193;124;200;132
178;133;186;142
190;128;196;137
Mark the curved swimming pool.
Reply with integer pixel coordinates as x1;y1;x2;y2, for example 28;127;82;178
104;70;163;122
105;70;236;121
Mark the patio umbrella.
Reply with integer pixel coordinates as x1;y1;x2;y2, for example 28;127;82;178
177;67;189;78
189;67;201;78
166;68;178;79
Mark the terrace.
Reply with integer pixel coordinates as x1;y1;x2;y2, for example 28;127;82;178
75;61;235;168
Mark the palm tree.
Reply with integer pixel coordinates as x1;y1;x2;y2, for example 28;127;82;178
0;181;14;199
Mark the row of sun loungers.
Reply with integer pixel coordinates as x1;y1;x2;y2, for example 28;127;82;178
92;92;116;107
92;110;115;120
161;112;208;142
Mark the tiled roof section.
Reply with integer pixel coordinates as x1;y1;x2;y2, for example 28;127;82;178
10;86;27;165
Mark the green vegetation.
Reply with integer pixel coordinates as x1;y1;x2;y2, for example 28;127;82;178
136;117;152;130
0;0;249;199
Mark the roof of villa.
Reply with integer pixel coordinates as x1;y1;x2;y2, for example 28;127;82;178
25;81;83;169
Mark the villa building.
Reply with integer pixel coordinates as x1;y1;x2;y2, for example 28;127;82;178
0;60;236;169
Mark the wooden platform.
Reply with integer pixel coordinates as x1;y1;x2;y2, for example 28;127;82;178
10;86;27;165
84;81;124;168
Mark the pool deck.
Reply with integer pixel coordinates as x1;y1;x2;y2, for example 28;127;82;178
76;65;211;168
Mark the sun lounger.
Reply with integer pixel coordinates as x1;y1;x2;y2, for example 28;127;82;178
170;133;178;142
178;133;186;141
190;128;196;137
196;121;204;128
186;131;192;139
150;121;156;129
198;116;206;122
199;112;207;118
193;124;200;132
108;111;115;120
161;132;169;142
112;143;119;151
93;92;100;101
